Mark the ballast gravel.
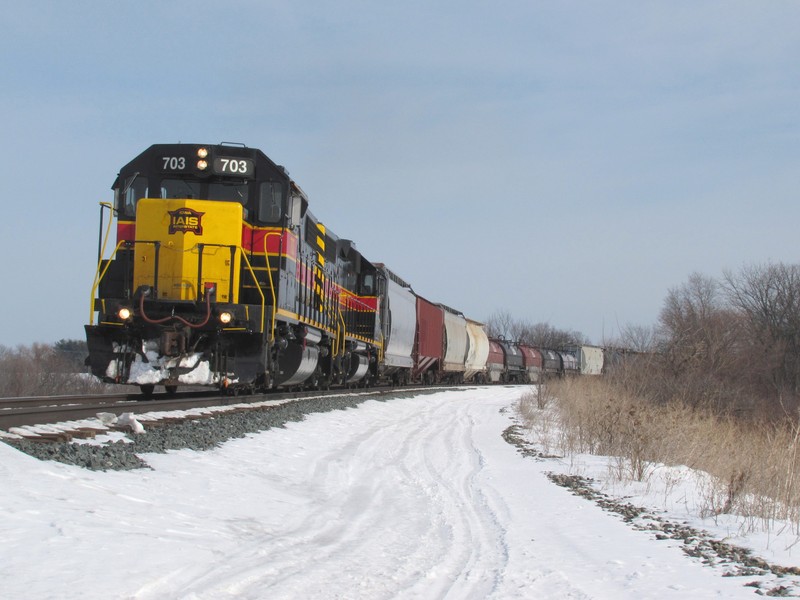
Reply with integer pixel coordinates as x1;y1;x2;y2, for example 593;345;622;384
6;390;438;471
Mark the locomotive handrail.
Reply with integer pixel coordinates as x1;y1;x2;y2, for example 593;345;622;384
195;243;236;303
90;239;158;325
239;249;265;334
96;202;114;264
335;300;346;358
89;203;117;325
89;240;127;325
262;231;282;343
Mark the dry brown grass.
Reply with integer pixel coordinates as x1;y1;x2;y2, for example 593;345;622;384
520;376;800;532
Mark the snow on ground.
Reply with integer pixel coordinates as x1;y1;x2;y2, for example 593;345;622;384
2;386;800;599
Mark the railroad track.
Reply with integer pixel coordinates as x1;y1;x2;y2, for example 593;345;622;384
0;386;439;442
0;390;223;431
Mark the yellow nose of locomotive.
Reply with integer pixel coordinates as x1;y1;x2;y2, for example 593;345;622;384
133;198;242;302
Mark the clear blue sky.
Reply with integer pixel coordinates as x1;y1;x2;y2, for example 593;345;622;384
1;1;798;347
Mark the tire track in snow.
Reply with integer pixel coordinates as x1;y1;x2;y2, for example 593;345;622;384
166;390;514;599
395;399;509;599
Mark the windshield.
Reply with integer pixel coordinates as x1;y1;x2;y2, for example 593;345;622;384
160;179;248;203
116;177;252;218
116;174;148;218
161;179;201;199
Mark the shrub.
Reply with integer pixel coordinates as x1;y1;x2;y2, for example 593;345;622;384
520;376;800;532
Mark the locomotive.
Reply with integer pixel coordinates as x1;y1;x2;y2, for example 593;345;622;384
86;143;385;394
85;143;603;395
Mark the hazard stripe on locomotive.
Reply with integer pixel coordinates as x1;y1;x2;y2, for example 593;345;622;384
86;143;383;393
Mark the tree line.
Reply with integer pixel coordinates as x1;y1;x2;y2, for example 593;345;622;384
484;309;589;349
0;339;109;397
615;262;800;418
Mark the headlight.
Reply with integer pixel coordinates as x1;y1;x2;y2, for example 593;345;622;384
197;147;208;158
219;311;233;324
118;307;132;320
197;160;208;170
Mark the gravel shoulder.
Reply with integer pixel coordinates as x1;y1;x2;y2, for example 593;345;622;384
6;390;437;471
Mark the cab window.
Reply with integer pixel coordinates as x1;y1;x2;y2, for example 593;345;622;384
209;182;248;204
288;193;302;228
161;179;201;199
362;273;375;295
259;181;284;224
117;175;148;218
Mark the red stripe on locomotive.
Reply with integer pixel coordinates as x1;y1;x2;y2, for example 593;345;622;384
242;226;298;260
117;220;135;242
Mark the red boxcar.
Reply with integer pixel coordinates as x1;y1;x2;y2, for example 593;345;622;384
415;295;444;383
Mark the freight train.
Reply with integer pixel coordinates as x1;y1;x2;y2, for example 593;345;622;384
85;143;603;395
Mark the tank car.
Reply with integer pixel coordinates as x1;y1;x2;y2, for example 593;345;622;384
518;345;543;383
540;349;562;378
86;143;382;394
486;340;506;383
558;351;580;376
494;339;526;383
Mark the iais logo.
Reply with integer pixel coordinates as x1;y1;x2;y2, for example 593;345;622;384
168;208;205;235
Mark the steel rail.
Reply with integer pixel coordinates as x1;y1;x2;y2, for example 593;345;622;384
0;385;445;432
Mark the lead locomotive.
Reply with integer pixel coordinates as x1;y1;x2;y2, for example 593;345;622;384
86;143;383;394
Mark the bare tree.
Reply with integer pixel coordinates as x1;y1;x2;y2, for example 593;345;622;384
0;342;109;397
660;272;736;370
518;321;588;349
657;272;749;410
484;312;587;348
484;309;515;339
612;323;661;353
723;262;800;397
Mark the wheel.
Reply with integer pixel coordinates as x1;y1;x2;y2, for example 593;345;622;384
165;385;178;395
139;384;155;398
